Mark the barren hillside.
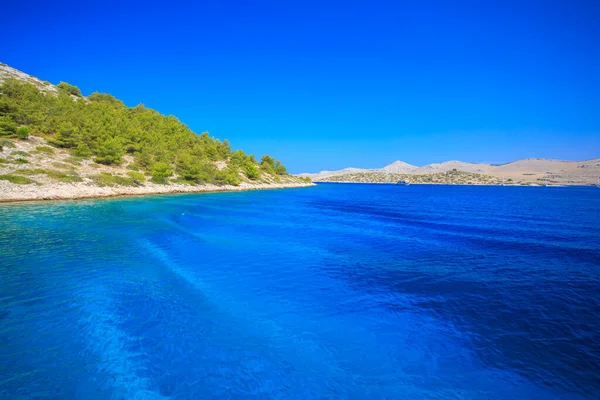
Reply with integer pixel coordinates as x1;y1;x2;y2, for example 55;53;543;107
302;158;600;186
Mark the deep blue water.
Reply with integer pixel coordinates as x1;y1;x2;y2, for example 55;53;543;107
1;183;599;399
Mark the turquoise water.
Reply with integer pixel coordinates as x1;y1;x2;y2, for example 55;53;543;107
0;184;599;399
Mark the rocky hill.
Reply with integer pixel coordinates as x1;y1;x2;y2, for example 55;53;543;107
0;62;312;202
301;158;600;186
0;63;58;94
380;160;418;173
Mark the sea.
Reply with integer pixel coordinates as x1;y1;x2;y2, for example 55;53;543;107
0;183;598;399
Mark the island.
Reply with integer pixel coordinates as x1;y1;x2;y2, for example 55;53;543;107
0;63;313;202
299;158;600;186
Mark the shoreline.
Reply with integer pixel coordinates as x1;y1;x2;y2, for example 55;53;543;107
314;181;587;187
0;181;315;204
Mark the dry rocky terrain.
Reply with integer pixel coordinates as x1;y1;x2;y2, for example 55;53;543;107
301;158;600;186
0;136;312;202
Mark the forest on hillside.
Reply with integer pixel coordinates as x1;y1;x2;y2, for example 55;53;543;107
0;78;291;185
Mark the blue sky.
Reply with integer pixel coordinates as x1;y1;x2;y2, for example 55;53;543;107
2;0;599;172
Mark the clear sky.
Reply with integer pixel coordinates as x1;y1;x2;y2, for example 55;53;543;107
2;0;599;172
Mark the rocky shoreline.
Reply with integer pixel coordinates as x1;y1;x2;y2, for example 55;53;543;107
0;135;314;204
0;180;315;203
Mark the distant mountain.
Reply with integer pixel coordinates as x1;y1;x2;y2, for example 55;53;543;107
298;167;374;180
299;158;600;186
412;161;490;174
492;158;580;174
299;161;416;179
380;161;418;173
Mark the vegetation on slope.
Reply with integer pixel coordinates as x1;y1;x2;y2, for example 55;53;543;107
0;78;292;186
321;170;514;185
0;174;37;184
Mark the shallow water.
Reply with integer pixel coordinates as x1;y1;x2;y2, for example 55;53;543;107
1;184;599;399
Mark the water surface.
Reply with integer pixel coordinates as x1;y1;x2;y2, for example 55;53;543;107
1;184;599;399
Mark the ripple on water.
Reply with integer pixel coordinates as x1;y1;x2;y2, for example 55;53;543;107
0;184;598;399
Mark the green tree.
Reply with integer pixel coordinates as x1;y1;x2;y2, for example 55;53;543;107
245;164;260;180
150;162;172;184
0;116;17;136
74;143;92;157
51;122;79;148
95;138;124;165
230;150;248;166
260;154;276;174
177;162;203;183
15;126;29;139
88;92;123;106
214;165;240;186
261;155;275;168
136;150;154;168
275;164;287;175
57;82;82;97
127;171;146;185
